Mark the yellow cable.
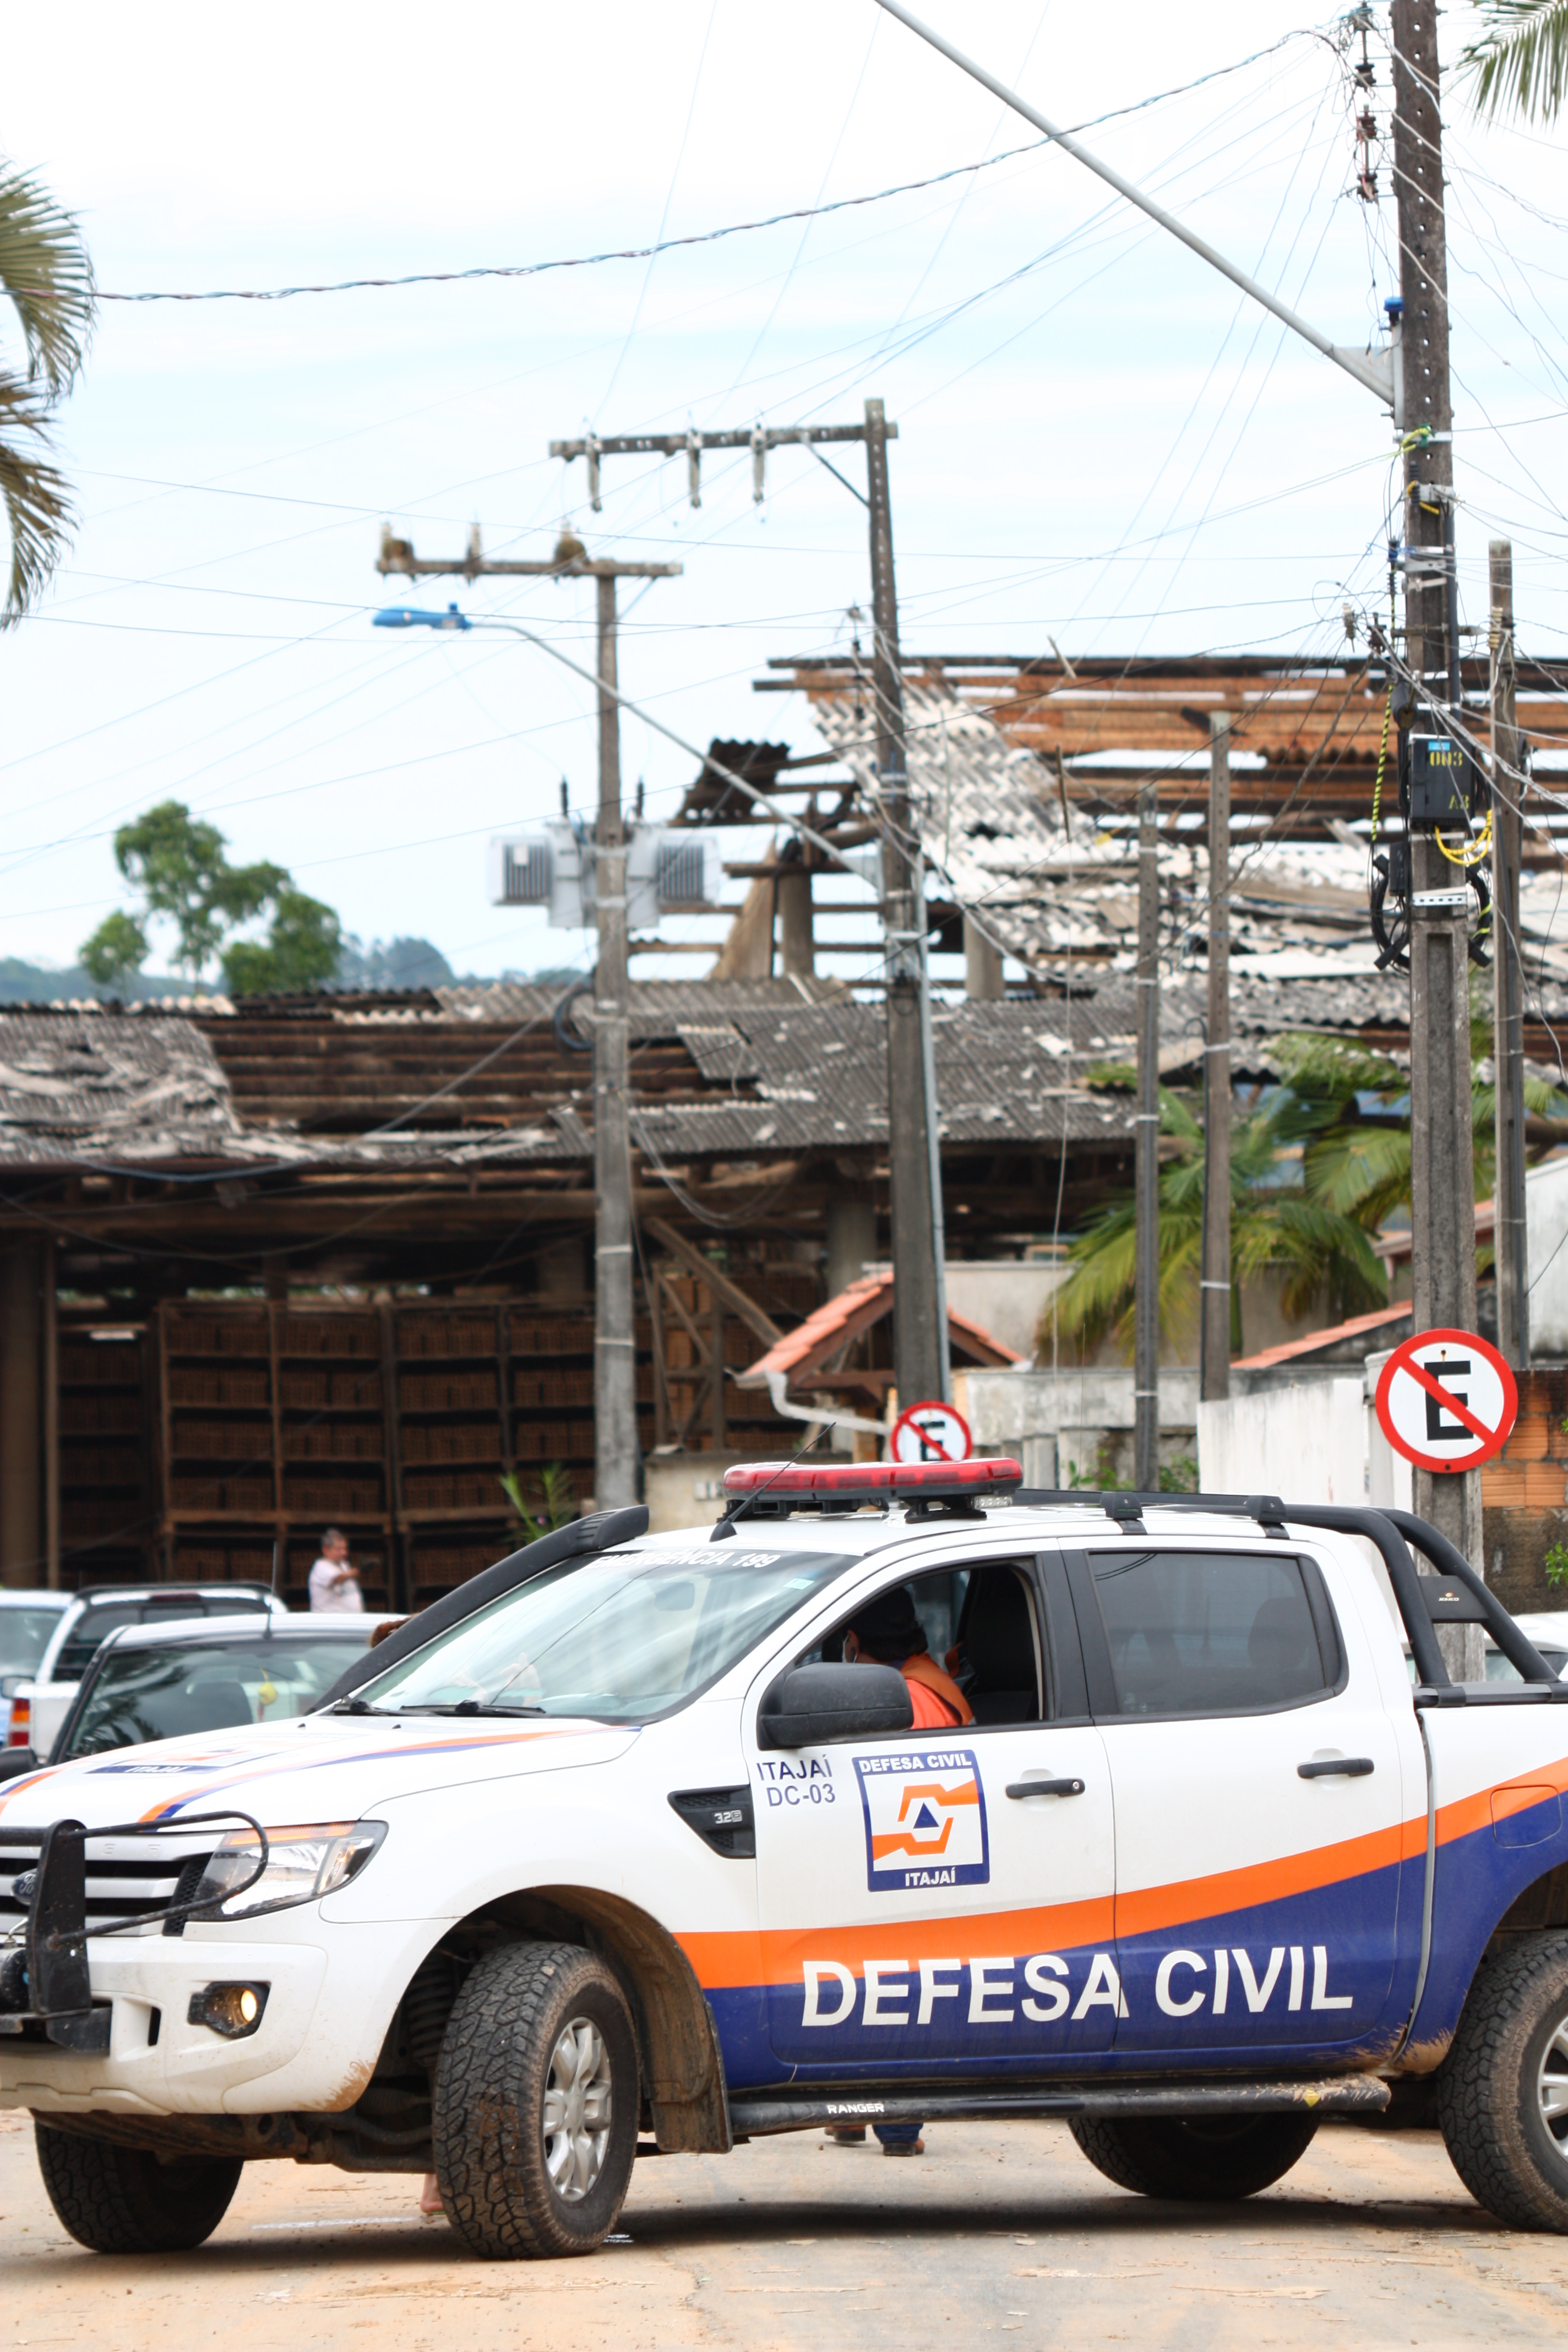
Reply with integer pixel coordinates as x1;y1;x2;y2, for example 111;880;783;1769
1434;810;1492;868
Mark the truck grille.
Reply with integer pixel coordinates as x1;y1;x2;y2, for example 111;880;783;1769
0;1831;217;1932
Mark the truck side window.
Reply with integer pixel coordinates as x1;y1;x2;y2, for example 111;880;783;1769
1086;1549;1336;1718
808;1562;1046;1725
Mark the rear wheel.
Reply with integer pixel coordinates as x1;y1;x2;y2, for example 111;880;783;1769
432;1939;639;2259
34;2122;242;2253
1069;2110;1319;2201
1438;1932;1568;2231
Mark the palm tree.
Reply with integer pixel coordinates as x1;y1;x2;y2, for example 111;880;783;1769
0;166;94;623
1460;0;1568;123
1046;1027;1567;1361
1048;1071;1390;1363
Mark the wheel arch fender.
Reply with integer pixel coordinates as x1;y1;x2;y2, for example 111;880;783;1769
452;1885;731;2155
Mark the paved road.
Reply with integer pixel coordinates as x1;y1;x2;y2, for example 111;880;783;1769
6;2106;1568;2349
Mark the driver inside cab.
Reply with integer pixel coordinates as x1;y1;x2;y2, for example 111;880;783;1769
842;1584;973;1731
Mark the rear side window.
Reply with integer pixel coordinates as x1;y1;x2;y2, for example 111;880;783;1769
1086;1549;1337;1718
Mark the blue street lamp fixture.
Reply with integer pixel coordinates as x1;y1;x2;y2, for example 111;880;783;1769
373;603;471;630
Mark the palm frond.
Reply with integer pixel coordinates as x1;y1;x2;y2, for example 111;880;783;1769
1461;0;1568;121
0;372;73;623
0;168;94;395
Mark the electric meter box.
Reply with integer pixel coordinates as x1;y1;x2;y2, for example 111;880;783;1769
1404;731;1481;828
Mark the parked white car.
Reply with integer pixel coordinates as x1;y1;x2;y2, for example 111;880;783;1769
4;1584;288;1766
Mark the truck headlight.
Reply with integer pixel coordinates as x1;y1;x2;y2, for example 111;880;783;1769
192;1821;386;1921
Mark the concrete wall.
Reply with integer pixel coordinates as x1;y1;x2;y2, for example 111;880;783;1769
962;1366;1200;1489
1196;1378;1405;1511
643;1447;792;1533
1527;1156;1568;1358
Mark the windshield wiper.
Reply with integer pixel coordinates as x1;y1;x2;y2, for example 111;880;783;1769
402;1699;547;1717
330;1696;391;1715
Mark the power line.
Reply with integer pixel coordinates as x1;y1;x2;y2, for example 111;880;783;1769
84;34;1327;304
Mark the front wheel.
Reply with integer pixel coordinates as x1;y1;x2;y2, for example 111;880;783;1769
34;2122;242;2252
1438;1932;1568;2231
1069;2110;1319;2201
432;1939;640;2259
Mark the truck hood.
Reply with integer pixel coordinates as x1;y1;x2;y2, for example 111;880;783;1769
0;1712;638;1834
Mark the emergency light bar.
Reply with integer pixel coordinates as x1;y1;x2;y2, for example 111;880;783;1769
721;1458;1023;1504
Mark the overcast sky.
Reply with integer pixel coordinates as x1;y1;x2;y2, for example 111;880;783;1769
1;0;1562;983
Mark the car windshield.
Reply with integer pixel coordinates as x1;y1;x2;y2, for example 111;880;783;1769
61;1635;370;1757
1486;1643;1568;1684
357;1544;855;1723
55;1592;268;1683
0;1609;64;1678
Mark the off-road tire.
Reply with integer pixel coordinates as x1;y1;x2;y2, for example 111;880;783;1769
432;1939;639;2259
34;2122;242;2253
1068;2111;1319;2200
1437;1931;1568;2231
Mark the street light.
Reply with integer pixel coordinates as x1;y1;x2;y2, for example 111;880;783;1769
372;603;471;632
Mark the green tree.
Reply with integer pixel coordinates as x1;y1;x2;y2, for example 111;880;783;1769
1461;0;1568;121
221;887;342;997
80;800;343;998
1048;1071;1389;1362
0;166;95;622
1047;1027;1568;1361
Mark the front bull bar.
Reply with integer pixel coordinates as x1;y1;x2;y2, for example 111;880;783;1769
0;1811;268;2051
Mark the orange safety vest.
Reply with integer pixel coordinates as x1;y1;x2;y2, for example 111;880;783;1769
900;1652;973;1729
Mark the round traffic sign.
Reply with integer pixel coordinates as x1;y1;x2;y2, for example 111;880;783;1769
890;1400;973;1465
1373;1326;1518;1474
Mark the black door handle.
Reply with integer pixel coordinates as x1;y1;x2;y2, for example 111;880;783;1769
1006;1777;1086;1799
1297;1757;1375;1779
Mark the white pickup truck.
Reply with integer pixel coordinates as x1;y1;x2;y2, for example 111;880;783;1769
1;1466;1566;2262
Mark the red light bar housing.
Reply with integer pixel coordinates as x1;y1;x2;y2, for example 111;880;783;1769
721;1458;1022;1506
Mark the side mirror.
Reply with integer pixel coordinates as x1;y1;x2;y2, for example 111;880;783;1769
0;1747;39;1781
757;1662;913;1750
0;1674;23;1700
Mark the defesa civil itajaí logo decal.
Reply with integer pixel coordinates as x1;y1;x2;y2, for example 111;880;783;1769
854;1747;989;1891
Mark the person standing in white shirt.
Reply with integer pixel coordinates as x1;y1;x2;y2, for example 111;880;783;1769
308;1528;363;1614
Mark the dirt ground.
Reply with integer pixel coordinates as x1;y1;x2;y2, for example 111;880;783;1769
5;2106;1568;2351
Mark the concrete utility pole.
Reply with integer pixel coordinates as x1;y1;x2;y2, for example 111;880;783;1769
552;404;951;1409
1389;0;1481;1579
865;396;950;1410
377;528;679;1510
1491;539;1528;1369
1134;780;1160;1490
1201;716;1233;1404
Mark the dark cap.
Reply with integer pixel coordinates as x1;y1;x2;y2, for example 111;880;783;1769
846;1583;928;1663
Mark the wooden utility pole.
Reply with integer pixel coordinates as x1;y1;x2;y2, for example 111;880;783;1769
376;528;679;1510
1390;0;1482;1581
552;401;951;1412
1201;715;1232;1403
1491;539;1528;1369
1134;780;1160;1490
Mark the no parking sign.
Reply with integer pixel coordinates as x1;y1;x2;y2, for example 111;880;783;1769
890;1400;973;1464
1373;1326;1518;1474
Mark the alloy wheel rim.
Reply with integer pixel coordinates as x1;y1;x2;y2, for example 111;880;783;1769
542;2016;613;2202
1539;2016;1568;2162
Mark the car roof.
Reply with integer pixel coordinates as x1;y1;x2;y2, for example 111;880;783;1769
623;1502;1338;1560
91;1614;372;1655
66;1582;280;1608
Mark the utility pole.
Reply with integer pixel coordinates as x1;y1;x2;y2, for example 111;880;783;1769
1390;0;1482;1587
1491;540;1528;1369
552;403;951;1411
1134;780;1160;1491
377;526;679;1510
865;396;949;1411
1201;716;1232;1404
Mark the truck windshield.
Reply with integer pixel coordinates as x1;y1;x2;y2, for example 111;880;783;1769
357;1544;854;1723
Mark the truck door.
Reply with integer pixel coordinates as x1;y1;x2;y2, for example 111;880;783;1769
745;1553;1119;2071
1064;1537;1417;2061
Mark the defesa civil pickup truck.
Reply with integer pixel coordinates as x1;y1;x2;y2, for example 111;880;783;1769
2;1463;1567;2259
